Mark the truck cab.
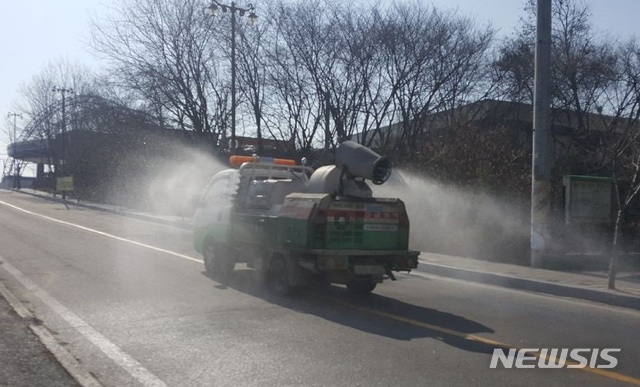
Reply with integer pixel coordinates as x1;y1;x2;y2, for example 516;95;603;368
193;156;313;278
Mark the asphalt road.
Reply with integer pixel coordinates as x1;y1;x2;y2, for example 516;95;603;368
1;189;639;387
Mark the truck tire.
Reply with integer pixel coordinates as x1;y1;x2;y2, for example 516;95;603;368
346;279;377;295
268;255;292;296
203;240;234;278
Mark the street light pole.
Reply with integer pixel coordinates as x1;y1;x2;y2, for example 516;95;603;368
208;1;257;154
231;6;237;153
7;112;22;144
52;87;74;172
7;112;23;189
52;87;74;199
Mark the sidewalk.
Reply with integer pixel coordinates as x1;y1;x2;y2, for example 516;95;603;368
418;253;640;311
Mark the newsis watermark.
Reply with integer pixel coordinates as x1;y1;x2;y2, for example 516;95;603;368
490;348;621;369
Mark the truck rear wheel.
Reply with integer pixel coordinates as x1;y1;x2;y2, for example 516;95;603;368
203;240;234;278
268;256;292;296
346;279;377;295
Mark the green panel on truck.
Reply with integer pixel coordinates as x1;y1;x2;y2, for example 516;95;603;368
325;199;409;250
277;193;327;249
232;213;279;246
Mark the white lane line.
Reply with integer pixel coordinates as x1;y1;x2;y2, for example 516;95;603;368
0;199;195;386
0;258;167;387
0;199;201;264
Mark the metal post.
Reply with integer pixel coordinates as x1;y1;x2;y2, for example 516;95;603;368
60;90;67;200
208;1;257;154
531;0;552;267
62;92;67;166
53;87;73;199
11;113;18;189
7;112;22;189
230;2;237;154
325;91;331;151
11;114;17;145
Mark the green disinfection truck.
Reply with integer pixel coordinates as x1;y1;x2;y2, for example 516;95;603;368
193;141;419;295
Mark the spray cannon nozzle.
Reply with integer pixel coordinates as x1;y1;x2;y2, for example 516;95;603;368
335;141;391;185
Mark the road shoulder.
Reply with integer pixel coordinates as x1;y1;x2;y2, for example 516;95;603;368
0;279;100;386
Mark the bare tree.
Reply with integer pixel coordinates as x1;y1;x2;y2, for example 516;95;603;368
264;0;394;155
326;3;383;146
259;0;330;154
262;36;322;155
257;0;494;157
373;2;495;153
17;59;96;178
90;0;226;137
495;0;617;131
593;39;640;289
270;0;343;151
235;7;271;153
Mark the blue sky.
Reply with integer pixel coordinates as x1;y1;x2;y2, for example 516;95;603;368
1;0;639;157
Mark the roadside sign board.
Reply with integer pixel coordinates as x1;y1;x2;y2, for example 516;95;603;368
56;176;74;192
563;175;613;225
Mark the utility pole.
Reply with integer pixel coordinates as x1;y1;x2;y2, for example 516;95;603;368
531;0;552;267
230;5;238;153
325;91;331;151
53;87;74;199
7;112;23;189
52;87;74;171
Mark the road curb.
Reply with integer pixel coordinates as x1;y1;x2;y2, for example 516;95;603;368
419;261;640;311
0;279;102;387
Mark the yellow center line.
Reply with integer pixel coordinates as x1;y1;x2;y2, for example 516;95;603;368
323;296;640;386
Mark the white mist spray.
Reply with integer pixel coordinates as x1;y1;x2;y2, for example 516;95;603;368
141;150;227;217
373;170;532;264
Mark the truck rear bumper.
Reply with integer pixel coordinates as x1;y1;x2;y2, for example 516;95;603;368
306;249;420;257
298;250;419;274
